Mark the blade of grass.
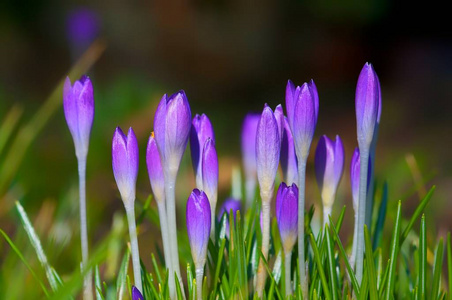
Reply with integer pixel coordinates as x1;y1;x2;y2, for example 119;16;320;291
431;238;444;300
309;233;332;300
117;249;130;300
0;228;50;297
447;233;452;300
325;225;339;300
384;200;402;300
373;182;388;249
401;186;435;244
94;265;103;300
364;225;378;300
0;105;23;157
419;214;427;300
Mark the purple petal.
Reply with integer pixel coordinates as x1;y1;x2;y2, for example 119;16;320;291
274;104;285;148
276;182;298;251
308;79;319;125
202;138;219;210
112;127;138;205
256;105;281;196
333;135;345;188
241;113;260;180
186;189;211;265
146;133;165;202
350;147;372;211
153;94;167;161
190;113;215;188
280;118;298;185
355;63;380;147
292;83;316;159
131;285;144;300
218;198;242;220
285;80;296;130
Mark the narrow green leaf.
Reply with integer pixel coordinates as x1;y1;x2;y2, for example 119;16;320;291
419;214;427;300
384;200;402;300
0;105;22;157
325;225;338;300
431;238;444;300
364;225;378;300
447;233;452;300
116;249;130;299
373;182;388;249
151;253;162;284
309;233;332;300
94;265;103;300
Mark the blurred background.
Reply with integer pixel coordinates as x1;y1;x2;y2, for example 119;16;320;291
0;0;451;295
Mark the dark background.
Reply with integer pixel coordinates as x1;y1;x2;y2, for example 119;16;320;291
0;0;451;272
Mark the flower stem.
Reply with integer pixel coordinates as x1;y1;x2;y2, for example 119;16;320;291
157;201;172;279
350;211;358;271
285;251;292;296
195;266;204;300
355;148;370;284
165;173;184;298
297;159;308;299
256;199;271;296
125;205;142;293
77;157;92;300
323;205;332;228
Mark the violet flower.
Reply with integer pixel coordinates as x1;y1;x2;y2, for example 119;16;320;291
280;117;298;185
66;8;100;58
132;286;144;300
190;114;215;189
274;104;285;148
276;182;298;295
314;135;344;224
63;75;94;299
186;189;211;300
112;127;142;292
218;198;241;239
202;138;219;238
241;113;260;208
255;104;281;296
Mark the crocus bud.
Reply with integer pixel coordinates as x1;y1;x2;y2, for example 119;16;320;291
355;63;380;149
285;80;319;160
241;113;260;203
350;147;372;212
190;114;215;189
63;75;94;159
202;138;219;233
280;117;298;185
315;135;345;208
217;198;241;238
153;91;191;177
276;182;298;253
146;132;164;203
186;189;211;267
274;104;285;148
256;104;281;200
132;286;144;300
112;127;139;207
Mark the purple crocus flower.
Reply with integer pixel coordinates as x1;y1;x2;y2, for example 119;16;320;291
146;132;164;203
274;104;285;148
153;91;192;177
276;182;299;252
202;138;219;235
190;114;215;188
112;127;139;206
241;113;261;206
280;117;298;185
285;80;319;159
355;63;380;149
63;75;94;159
186;189;211;266
217;198;241;238
350;147;372;212
314;135;344;212
256;104;281;199
132;286;144;300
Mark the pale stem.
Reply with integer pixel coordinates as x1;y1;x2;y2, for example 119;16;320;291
365;125;379;228
210;198;217;241
125;204;142;293
350;211;358;271
165;173;184;298
323;204;332;228
77;157;92;300
284;251;293;296
245;177;256;210
157;201;172;278
297;158;308;299
256;198;271;296
355;148;370;284
195;265;204;300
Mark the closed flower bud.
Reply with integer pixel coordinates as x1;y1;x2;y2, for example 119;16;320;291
276;182;298;252
132;286;144;300
186;189;211;267
315;135;345;208
202;138;219;232
274;104;285;148
153;91;192;176
286;80;319;160
280;117;298;185
190;114;215;189
256;104;281;200
112;127;139;207
146;132;165;203
63;75;94;159
355;63;380;149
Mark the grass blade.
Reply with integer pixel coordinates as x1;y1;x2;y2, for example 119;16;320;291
364;225;378;300
431;238;444;300
384;200;402;300
419;214;427;300
309;233;332;300
373;182;388;249
325;225;338;300
447;233;452;300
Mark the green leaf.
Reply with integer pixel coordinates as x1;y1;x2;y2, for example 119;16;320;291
418;214;427;300
364;225;378;300
309;233;332;300
431;238;444;300
373;182;388;249
384;200;402;300
116;249;130;299
447;233;452;300
325;225;338;300
94;265;104;300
